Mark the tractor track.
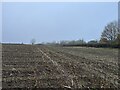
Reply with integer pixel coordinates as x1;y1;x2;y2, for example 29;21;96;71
39;45;119;88
37;46;75;88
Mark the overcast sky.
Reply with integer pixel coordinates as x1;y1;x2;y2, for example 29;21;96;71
2;2;118;43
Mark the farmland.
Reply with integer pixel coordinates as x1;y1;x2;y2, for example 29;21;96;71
2;44;119;89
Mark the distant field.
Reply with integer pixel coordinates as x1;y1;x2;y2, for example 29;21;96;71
2;44;119;89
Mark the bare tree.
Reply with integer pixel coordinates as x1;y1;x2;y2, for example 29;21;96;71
101;21;120;43
31;39;36;45
99;38;109;44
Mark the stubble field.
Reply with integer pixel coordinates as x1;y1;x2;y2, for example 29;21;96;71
2;44;119;89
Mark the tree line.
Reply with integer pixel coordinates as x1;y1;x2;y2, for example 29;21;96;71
46;21;119;48
31;20;120;48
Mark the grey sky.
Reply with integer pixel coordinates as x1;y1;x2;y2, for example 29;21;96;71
0;3;2;42
2;2;118;43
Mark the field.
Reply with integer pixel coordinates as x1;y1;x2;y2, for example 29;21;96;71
2;44;119;89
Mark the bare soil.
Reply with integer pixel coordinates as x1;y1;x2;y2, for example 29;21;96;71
2;44;119;89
